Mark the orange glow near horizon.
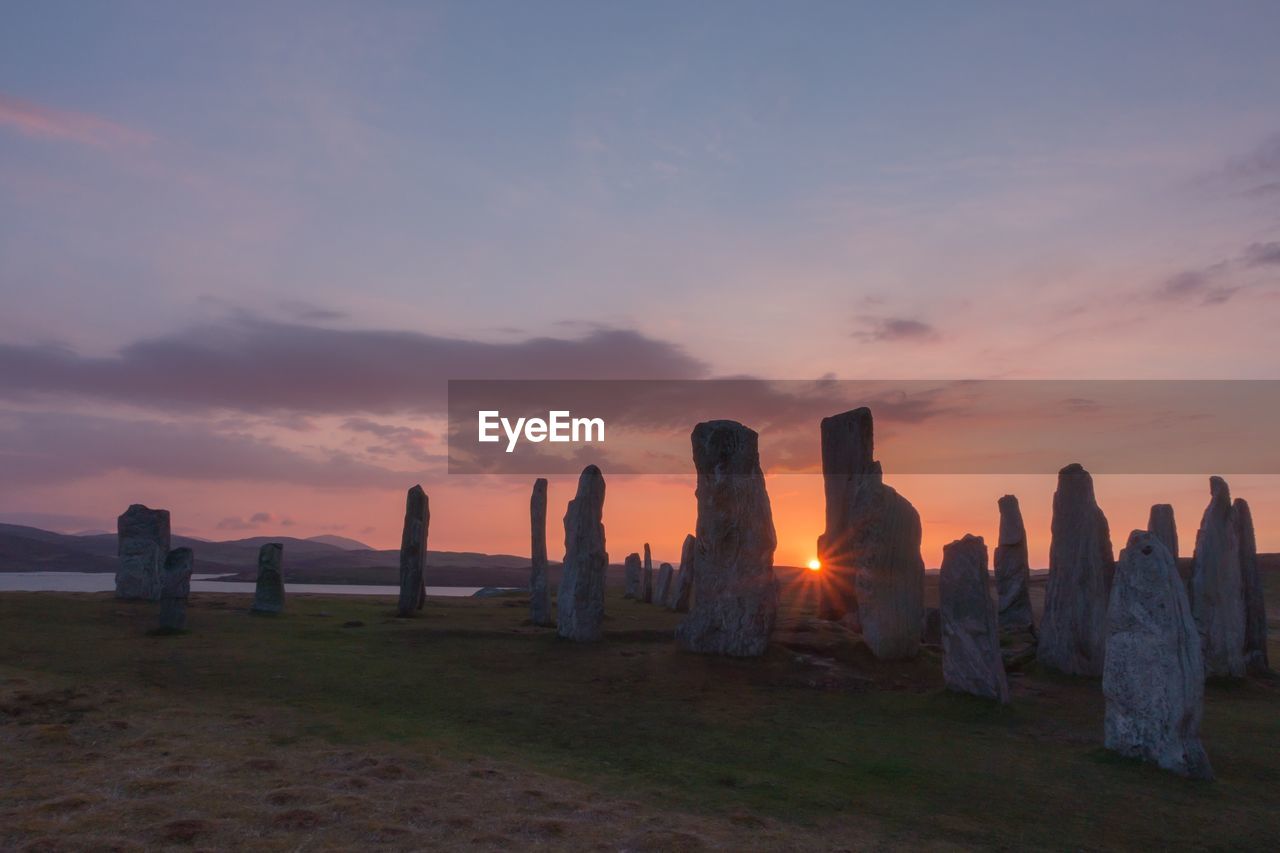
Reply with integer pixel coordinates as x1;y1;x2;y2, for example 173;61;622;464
807;558;821;571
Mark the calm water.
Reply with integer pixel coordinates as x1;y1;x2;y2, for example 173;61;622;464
0;572;482;597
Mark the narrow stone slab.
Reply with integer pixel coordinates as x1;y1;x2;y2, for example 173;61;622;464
676;420;777;657
940;535;1009;703
1104;530;1212;780
1038;463;1114;677
157;547;194;633
1147;503;1179;563
251;543;285;615
116;504;171;601
529;478;552;626
655;562;674;608
397;485;429;618
1189;477;1245;679
557;465;608;642
642;543;654;603
994;494;1035;636
1235;498;1269;674
623;553;642;600
670;534;695;612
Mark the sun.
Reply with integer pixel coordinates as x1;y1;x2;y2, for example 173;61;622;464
807;558;821;572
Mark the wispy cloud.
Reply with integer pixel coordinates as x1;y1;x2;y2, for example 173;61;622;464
0;92;152;149
853;317;940;343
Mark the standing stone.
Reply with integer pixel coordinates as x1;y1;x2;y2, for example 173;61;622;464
670;534;695;612
157;547;194;632
1235;498;1269;674
251;543;285;615
994;495;1035;635
623;553;642;599
1038;463;1114;677
642;543;654;603
940;535;1009;703
1189;477;1245;679
1147;504;1179;563
116;504;171;600
529;478;552;626
655;562;674;607
1104;530;1212;780
816;408;923;660
397;485;429;617
557;465;608;642
676;421;777;657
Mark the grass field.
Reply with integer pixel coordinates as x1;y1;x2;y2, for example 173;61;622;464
2;569;1278;851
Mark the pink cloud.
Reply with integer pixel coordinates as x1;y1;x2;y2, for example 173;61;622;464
0;92;152;148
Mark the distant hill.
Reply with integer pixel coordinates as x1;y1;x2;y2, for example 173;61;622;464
306;534;374;550
0;523;534;585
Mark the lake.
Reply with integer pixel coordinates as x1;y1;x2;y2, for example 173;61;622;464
0;572;483;597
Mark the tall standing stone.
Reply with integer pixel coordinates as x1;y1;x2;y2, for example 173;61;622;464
940;535;1009;703
1104;530;1212;780
655;562;674;607
676;420;777;657
623;553;642;599
557;465;608;642
1235;498;1269;674
1038;463;1115;677
397;485;429;617
529;478;552;626
642;543;654;603
994;495;1035;635
251;543;285;615
116;504;171;601
670;533;695;612
1189;477;1245;679
1147;504;1179;563
816;408;923;660
157;547;194;633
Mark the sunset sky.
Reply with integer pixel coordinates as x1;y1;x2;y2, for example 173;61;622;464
3;2;1280;566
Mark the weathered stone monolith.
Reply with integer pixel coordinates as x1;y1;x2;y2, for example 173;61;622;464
157;547;194;632
1104;530;1212;779
1037;463;1114;677
1189;477;1245;679
557;465;607;642
676;421;777;657
655;562;674;607
994;495;1035;636
1147;504;1179;563
116;504;171;600
623;553;642;600
670;533;695;612
397;485;429;617
251;543;285;615
815;408;923;660
642;543;654;603
529;478;552;626
1235;498;1269;674
940;535;1009;703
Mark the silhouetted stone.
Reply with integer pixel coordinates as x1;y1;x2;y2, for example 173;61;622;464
642;543;654;603
995;494;1035;636
670;534;695;612
676;421;777;657
816;408;923;660
1038;463;1114;677
251;543;285;615
397;485;429;618
1190;477;1245;679
655;562;674;607
1104;530;1212;779
529;478;552;626
1235;498;1269;674
116;504;171;600
157;547;194;632
1147;504;1179;562
940;535;1009;703
623;553;642;600
557;465;608;642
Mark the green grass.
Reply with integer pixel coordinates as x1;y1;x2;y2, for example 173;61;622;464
2;587;1279;849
